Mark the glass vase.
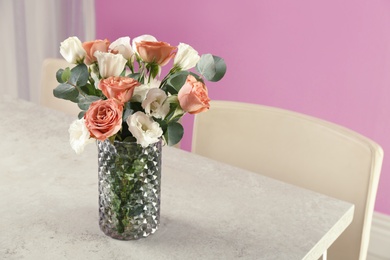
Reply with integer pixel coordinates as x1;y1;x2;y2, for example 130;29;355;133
97;139;162;240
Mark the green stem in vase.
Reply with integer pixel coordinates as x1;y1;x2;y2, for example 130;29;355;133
98;139;162;240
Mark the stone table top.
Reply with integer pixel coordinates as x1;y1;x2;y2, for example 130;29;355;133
0;96;354;260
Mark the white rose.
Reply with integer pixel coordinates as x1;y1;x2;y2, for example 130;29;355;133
131;78;160;102
94;51;127;78
68;118;94;154
127;111;163;148
173;43;200;70
132;34;157;55
109;36;134;61
142;88;170;119
60;36;86;64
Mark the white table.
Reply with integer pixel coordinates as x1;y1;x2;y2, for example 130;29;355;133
0;95;354;260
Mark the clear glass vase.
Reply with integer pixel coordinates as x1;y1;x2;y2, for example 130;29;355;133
97;139;162;240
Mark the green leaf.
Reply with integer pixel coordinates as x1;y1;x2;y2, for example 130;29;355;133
211;56;227;81
120;121;133;140
166;71;189;92
164;122;184;146
80;83;102;96
129;102;143;113
53;83;79;102
196;54;226;82
56;67;71;83
127;73;141;81
150;64;160;79
77;95;101;110
78;110;85;119
156;118;167;132
162;83;179;95
69;63;89;86
123;103;134;121
163;96;184;122
122;136;136;143
163;71;203;94
62;67;71;82
56;69;65;83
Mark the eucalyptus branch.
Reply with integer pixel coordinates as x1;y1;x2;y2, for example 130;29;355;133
67;82;87;97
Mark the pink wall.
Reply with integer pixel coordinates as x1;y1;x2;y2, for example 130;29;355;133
96;0;390;215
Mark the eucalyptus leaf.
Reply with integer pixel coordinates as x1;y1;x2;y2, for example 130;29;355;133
62;67;71;83
196;54;213;73
78;110;86;119
167;71;189;92
162;84;178;95
53;83;79;102
55;67;71;84
156;119;167;133
69;63;89;86
164;122;184;146
56;69;65;83
123;105;134;121
77;95;101;110
210;56;227;82
80;83;101;96
196;54;226;82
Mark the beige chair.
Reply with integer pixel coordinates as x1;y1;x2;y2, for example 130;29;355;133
40;58;80;116
192;100;383;260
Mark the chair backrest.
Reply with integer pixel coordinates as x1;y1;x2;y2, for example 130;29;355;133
192;100;383;260
40;58;80;116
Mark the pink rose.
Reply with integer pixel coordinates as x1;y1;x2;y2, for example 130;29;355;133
99;76;141;103
84;99;123;141
82;39;110;65
136;41;177;66
178;75;210;114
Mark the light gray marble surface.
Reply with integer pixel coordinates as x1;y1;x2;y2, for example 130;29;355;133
0;96;354;260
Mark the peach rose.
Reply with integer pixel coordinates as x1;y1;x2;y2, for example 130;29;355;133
136;41;177;66
84;99;123;141
82;39;110;65
99;76;141;103
178;75;210;114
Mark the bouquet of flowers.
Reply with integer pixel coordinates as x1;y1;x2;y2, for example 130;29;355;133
55;35;226;153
